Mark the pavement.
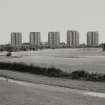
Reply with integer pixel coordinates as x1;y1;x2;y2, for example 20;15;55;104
0;77;105;105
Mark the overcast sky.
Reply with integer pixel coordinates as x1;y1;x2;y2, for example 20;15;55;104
0;0;105;44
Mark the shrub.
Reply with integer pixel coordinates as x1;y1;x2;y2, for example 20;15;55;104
0;62;105;82
0;62;66;77
71;70;89;79
6;52;12;56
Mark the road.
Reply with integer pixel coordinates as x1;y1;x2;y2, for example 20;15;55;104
0;77;105;105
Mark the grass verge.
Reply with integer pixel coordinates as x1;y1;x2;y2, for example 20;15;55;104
0;62;105;82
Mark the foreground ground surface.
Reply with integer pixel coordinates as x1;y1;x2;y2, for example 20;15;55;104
0;77;105;105
0;70;105;93
0;48;105;73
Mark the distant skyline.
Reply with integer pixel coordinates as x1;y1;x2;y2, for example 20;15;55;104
0;0;105;44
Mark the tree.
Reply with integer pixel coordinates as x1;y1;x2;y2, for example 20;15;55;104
5;45;13;56
6;52;12;56
102;43;105;51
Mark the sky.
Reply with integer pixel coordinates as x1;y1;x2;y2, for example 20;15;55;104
0;0;105;44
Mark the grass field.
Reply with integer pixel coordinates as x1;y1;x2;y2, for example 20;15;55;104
0;48;105;105
0;70;105;93
0;48;105;73
1;75;105;105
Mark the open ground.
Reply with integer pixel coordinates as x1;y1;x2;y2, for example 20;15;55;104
0;48;105;73
0;75;105;105
0;48;105;104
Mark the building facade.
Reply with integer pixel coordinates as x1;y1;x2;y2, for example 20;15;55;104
30;32;41;48
87;31;99;47
11;32;22;48
67;30;79;48
48;32;60;49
